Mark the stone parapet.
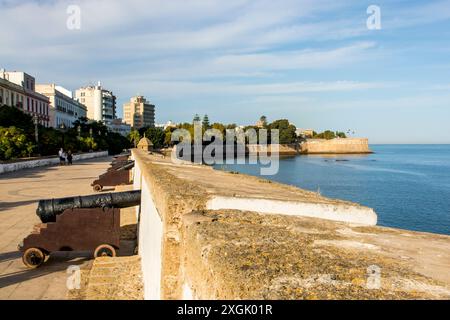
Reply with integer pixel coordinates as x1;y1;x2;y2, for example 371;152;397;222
131;149;450;300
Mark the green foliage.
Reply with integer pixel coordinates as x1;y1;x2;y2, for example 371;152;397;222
211;123;225;136
164;130;172;146
259;115;268;127
268;119;297;144
144;127;165;149
313;130;347;140
0;126;35;160
128;130;140;148
0;106;130;159
0;105;34;132
79;136;97;151
38;127;63;156
106;132;130;155
202;114;210;128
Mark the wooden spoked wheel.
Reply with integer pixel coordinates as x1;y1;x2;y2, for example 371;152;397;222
94;244;116;258
22;248;45;268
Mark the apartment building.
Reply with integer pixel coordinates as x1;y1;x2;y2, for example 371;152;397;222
0;69;50;127
36;84;87;128
123;96;155;129
75;83;116;124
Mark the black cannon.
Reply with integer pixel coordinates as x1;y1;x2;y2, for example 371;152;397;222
92;161;134;192
36;190;141;223
19;191;141;268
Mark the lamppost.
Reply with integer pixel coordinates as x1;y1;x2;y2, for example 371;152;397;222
77;125;81;139
59;122;67;148
33;115;40;155
89;128;93;138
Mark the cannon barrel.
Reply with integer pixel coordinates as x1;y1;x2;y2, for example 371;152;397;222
116;161;134;171
36;190;141;223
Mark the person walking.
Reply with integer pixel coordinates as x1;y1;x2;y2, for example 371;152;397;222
58;148;65;165
67;150;73;165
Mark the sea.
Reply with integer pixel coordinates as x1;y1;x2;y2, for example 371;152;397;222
214;145;450;235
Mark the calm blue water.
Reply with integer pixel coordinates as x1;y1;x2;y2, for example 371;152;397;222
214;145;450;235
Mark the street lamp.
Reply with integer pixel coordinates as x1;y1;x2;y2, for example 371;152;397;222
77;125;81;139
33;115;40;155
33;115;39;144
59;122;67;148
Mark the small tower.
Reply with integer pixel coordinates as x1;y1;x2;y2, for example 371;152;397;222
137;136;153;152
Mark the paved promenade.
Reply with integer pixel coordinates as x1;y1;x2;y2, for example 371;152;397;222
0;157;112;299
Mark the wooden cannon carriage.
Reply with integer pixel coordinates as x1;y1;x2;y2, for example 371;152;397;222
19;191;141;268
91;160;134;192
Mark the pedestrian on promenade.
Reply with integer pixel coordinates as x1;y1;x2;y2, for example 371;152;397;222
58;148;65;165
67;150;73;165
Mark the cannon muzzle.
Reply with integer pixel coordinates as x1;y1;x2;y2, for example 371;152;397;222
36;190;141;223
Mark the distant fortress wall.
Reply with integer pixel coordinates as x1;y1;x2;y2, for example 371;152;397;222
246;144;298;155
300;138;371;154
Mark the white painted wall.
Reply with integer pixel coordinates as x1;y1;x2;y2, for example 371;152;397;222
132;150;163;300
206;196;377;226
137;170;163;300
0;151;108;174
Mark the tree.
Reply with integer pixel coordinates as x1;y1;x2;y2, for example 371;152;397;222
211;123;225;136
0;105;34;132
128;130;140;147
269;119;297;144
79;136;97;151
314;130;339;140
193;114;201;122
145;127;165;149
259;115;268;127
0;126;35;160
202;114;210;128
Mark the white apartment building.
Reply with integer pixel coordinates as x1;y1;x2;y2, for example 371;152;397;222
35;84;87;128
75;83;116;124
0;69;50;127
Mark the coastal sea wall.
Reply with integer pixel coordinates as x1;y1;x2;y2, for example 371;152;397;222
300;138;371;154
247;143;298;155
131;148;450;300
0;151;109;174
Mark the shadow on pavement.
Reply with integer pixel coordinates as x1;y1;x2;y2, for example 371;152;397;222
0;200;38;212
0;251;92;289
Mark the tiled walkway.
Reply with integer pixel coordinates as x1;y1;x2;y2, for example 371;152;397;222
0;157;112;299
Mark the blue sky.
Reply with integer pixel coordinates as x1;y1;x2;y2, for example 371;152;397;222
1;0;449;143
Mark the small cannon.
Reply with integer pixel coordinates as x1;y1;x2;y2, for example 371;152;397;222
91;160;134;192
19;191;141;268
107;160;134;172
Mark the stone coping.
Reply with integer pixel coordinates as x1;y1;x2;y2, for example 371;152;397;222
182;210;450;299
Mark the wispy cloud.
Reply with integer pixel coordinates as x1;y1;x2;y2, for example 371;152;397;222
1;0;449;143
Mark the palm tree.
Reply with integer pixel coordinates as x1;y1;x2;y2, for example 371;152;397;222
128;130;140;147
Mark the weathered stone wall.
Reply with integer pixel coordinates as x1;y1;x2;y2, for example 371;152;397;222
300;138;371;154
131;149;450;300
0;151;108;174
246;144;298;155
